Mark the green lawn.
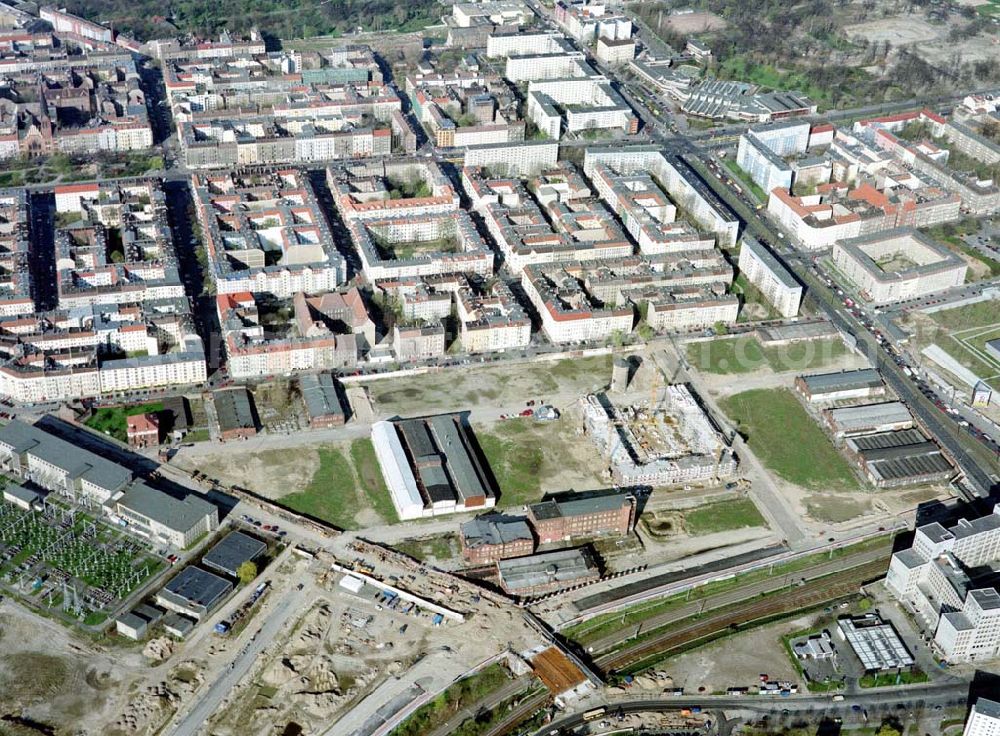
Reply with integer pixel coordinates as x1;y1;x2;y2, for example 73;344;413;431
476;422;544;506
84;402;164;443
684;497;767;535
719;388;863;490
279;448;360;530
686;337;848;375
349;438;398;524
931;301;1000;332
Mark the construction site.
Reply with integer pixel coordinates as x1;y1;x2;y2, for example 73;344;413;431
582;385;738;488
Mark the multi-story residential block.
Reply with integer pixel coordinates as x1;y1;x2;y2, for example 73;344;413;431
964;699;1000;736
462;140;559;176
330;159;494;281
166;46;403;167
588;163;715;255
193;169;346;298
527;492;636;543
553;0;632;44
832;229;966;305
768;179;961;250
584;146;739;248
146;28;266;60
485;30;566;58
631;285;739;332
527;72;637;140
216;292;357;380
464;166;633;271
886;505;1000;662
595;36;635;65
53;181;186;307
393;323;446;361
39;6;113;44
0;188;33;318
0;52;153;158
737;236;802;318
521;262;635;344
376;273;531;353
405;71;524;149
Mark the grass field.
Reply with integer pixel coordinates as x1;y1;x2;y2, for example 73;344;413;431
394;533;457;561
84;402;164;443
719;389;863;490
474;417;603;507
684;497;767;535
279;448;362;529
349;439;398;524
686;337;849;375
925;301;1000;381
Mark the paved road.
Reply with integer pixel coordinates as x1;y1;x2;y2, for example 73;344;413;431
536;681;972;736
169;584;309;736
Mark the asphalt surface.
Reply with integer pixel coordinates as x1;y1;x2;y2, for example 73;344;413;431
169;584;309;736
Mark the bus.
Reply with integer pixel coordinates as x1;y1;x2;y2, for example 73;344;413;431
583;708;607;722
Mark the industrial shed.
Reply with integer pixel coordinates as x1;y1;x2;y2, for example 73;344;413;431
201;530;267;578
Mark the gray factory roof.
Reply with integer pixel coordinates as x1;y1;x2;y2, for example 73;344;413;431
213;388;256;432
826;401;912;431
800;368;883;394
3;483;39;505
0;420;132;493
201;530;267;577
498;548;597;592
117;482;216;533
299;373;345;421
159;566;232;613
865;448;953;482
847;428;928;452
396;414;493;505
529;492;633;521
460;514;533;549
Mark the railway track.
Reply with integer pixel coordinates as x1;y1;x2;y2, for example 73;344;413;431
483;691;551;736
597;559;887;673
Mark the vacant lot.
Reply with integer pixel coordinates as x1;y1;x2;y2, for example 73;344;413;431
684;497;767;535
85;402;164;443
186;438;395;528
367;355;612;416
719;389;863;491
842;16;940;45
686;337;849;375
474;416;605;507
910;301;1000;383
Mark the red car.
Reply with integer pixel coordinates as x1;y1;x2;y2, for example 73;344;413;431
519;409;533;417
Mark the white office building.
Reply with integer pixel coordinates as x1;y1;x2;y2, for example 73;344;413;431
886;505;1000;662
964;699;1000;736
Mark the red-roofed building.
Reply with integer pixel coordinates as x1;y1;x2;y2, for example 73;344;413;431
126;412;160;448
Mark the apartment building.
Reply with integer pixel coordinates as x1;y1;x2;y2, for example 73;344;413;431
0;188;33;318
634;286;739;332
964;699;1000;736
584;147;739;247
193;170;346;298
463;140;559;176
737;236;802;318
393;323;446;361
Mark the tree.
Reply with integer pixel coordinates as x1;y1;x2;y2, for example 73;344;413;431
876;725;902;736
236;560;258;585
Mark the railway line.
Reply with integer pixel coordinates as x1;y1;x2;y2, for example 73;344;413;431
596;558;887;674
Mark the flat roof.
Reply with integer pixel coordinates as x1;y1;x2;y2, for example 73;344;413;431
973;698;1000;720
117;482;216;533
201;530;266;576
160;566;232;611
741;236;799;290
837;615;914;671
460;514;533;548
3;482;39;504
